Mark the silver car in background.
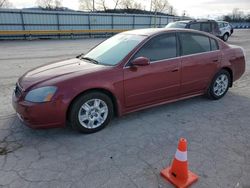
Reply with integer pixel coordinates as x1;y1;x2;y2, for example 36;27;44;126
165;19;221;38
217;21;232;42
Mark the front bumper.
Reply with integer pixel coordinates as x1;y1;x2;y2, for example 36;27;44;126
12;92;66;129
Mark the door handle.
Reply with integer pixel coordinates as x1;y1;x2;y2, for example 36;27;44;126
212;59;218;62
171;69;179;72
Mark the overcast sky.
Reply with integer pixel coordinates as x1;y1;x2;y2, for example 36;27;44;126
9;0;250;18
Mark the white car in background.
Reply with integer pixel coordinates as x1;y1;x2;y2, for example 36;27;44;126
217;21;232;42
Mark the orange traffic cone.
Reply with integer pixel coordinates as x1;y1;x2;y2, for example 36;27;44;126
160;138;198;188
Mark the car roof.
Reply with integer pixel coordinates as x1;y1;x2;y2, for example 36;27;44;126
121;28;217;38
176;20;192;23
122;28;174;36
122;28;189;36
217;21;229;23
175;19;217;24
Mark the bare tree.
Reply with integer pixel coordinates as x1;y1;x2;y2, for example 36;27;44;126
133;2;142;9
223;9;250;22
113;0;120;10
151;0;170;13
54;0;62;8
36;0;62;9
79;0;94;11
232;8;244;21
36;0;54;9
120;0;132;9
96;0;108;11
0;0;12;8
120;0;142;9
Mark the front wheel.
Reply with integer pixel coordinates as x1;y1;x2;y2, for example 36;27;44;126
69;92;114;133
206;70;231;100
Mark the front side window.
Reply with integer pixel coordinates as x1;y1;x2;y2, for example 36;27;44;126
84;34;146;66
180;33;210;56
133;34;177;62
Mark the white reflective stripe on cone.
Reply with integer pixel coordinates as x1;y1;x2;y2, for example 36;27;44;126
175;149;187;162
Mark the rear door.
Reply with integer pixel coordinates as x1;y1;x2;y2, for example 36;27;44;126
179;32;221;96
123;33;181;107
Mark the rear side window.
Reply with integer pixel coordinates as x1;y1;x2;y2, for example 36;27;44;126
134;34;177;62
210;38;219;51
189;23;201;30
201;23;211;32
180;33;210;56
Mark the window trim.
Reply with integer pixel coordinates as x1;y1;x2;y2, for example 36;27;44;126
123;31;221;68
124;32;179;68
209;37;219;51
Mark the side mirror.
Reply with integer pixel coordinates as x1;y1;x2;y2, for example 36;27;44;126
76;53;85;58
131;57;150;66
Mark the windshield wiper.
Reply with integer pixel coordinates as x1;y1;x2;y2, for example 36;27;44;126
79;56;99;64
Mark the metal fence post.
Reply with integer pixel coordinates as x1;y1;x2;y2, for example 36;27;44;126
154;13;157;28
111;14;114;29
88;13;91;38
132;15;135;29
20;11;26;39
56;13;60;39
111;14;114;37
150;15;152;28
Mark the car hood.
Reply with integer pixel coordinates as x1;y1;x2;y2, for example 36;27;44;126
19;58;109;90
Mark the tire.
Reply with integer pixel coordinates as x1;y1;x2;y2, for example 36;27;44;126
69;92;114;133
222;33;229;42
206;70;231;100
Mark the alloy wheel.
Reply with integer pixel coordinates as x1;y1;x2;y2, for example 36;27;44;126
78;99;108;129
213;74;229;96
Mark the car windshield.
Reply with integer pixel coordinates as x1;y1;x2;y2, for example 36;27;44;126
166;22;187;28
83;34;147;66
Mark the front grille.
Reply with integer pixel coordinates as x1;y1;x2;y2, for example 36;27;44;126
14;83;22;98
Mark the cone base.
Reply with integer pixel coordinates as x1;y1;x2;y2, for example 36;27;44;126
160;167;198;188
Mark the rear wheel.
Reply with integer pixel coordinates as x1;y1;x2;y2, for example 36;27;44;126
69;92;114;133
222;33;229;41
206;70;231;100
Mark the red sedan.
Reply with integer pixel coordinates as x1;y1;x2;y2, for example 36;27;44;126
12;28;245;133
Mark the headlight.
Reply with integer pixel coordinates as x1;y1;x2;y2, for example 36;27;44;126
25;86;57;103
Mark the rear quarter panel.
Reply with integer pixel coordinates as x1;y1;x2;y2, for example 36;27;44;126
221;45;245;81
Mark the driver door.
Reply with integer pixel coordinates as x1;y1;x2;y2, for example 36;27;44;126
123;33;181;107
